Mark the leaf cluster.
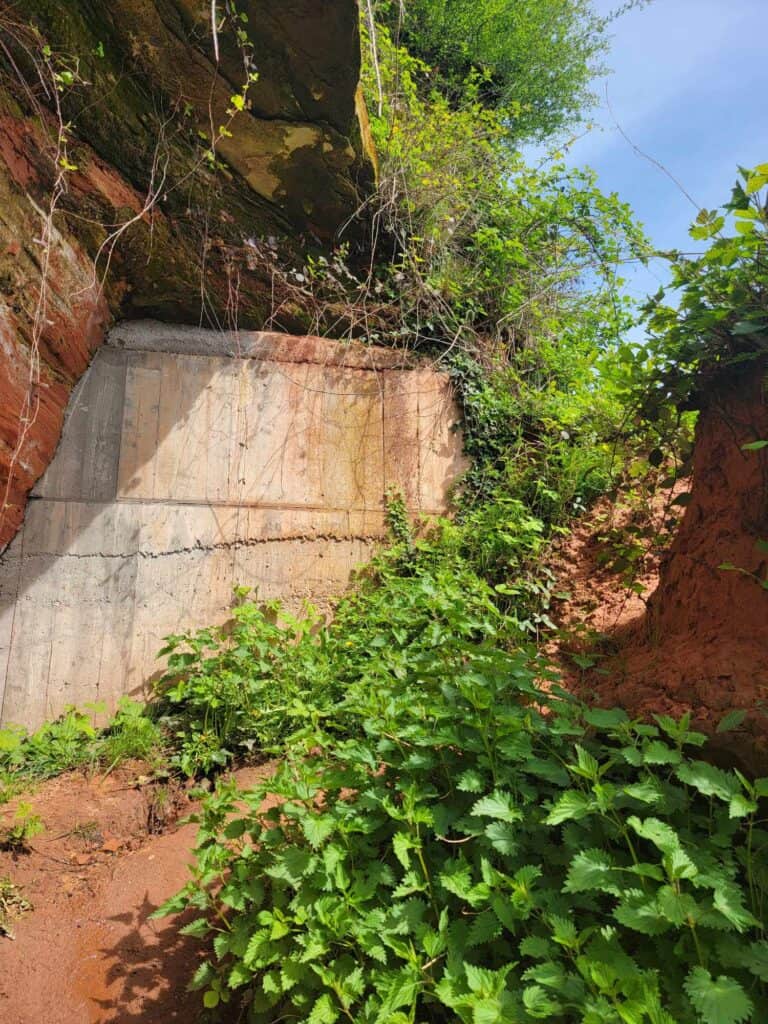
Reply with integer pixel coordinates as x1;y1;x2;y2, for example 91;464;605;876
376;0;645;143
162;625;768;1023
621;168;768;422
154;598;338;777
0;698;164;800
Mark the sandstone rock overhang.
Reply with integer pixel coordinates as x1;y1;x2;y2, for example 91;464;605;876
0;0;377;549
0;322;467;729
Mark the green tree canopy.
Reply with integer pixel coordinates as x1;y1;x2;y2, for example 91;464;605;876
378;0;639;141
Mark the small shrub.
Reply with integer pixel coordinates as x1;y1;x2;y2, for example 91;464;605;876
0;700;164;789
1;801;44;852
98;698;165;772
154;597;338;777
161;648;768;1023
0;706;99;779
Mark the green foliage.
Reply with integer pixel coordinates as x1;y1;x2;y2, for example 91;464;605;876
160;631;768;1023
376;0;647;142
289;17;647;367
351;17;654;533
0;801;44;852
147;153;767;1023
154;596;337;777
0;699;164;798
623;166;768;421
450;351;620;516
0;706;100;779
99;698;166;772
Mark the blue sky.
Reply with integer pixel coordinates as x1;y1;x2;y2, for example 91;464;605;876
563;0;767;307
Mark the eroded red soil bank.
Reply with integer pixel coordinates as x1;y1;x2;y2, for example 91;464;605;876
556;365;768;770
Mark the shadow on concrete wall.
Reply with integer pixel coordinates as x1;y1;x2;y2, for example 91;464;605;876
0;321;466;727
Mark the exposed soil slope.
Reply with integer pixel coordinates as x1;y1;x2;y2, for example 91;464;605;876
0;765;269;1023
553;365;768;770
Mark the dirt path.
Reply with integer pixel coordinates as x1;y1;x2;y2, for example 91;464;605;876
0;765;267;1023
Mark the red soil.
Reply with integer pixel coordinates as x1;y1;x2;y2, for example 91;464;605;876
0;764;269;1023
552;366;768;771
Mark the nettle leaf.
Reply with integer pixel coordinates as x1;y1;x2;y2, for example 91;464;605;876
625;862;665;883
716;709;748;733
523;984;563;1018
583;707;629;730
228;961;252;988
728;793;757;819
676;761;740;802
523;756;570;786
375;968;421;1019
712;881;759;933
615;997;650;1024
613;890;671;936
440;859;474;900
308;992;340;1024
392;831;413;870
743;940;768;982
266;847;313;884
457;768;486;793
484;820;519;855
519;936;553;960
548;914;579;949
623;778;664;805
570;745;601;781
179;917;211;938
564;848;618;894
656;884;699;925
220;883;248;910
619;746;644;767
522;959;567;990
190;960;216;990
302;815;335;849
490;894;524;931
471;791;522;823
627;816;682;857
545;790;594;825
464;962;512;996
281;960;308;991
683;967;753;1024
467;909;502;947
642;740;681;765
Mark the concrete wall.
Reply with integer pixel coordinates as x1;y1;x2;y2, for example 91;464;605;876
0;323;466;728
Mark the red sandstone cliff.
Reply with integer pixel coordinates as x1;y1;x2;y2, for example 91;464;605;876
0;0;375;548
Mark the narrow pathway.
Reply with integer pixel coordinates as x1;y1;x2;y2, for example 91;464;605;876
0;766;267;1023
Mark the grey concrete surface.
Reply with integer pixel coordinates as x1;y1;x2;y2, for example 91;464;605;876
0;325;466;727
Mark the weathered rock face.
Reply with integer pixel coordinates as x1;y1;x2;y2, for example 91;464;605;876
0;0;375;549
0;322;467;728
599;364;768;770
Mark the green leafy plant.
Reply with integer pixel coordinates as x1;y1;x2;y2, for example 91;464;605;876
0;699;165;793
160;629;768;1022
1;801;44;852
154;595;338;777
376;0;649;142
98;698;166;773
0;706;100;779
627;165;768;423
